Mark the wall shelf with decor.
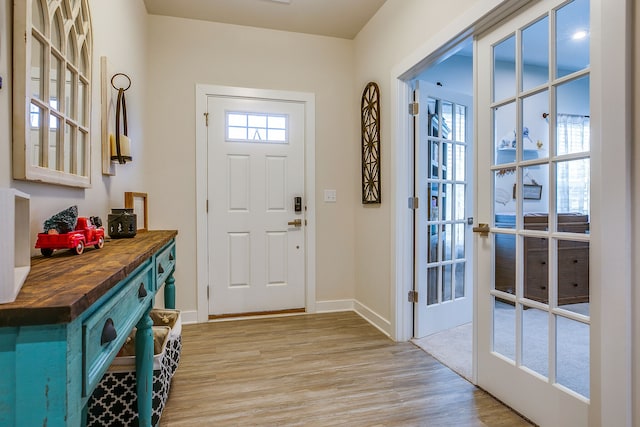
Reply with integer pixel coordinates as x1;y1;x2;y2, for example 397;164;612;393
0;189;31;304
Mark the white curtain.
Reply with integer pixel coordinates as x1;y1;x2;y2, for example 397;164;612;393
556;114;590;214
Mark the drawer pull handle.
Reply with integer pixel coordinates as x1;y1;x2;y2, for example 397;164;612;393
138;282;148;298
101;318;117;345
169;253;174;261
158;263;165;274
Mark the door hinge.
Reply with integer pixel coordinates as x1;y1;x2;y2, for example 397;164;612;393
408;197;419;210
206;199;209;213
409;102;419;116
207;286;210;300
408;290;418;303
204;112;209;126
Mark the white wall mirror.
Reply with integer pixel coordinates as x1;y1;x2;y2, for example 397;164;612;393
13;0;93;187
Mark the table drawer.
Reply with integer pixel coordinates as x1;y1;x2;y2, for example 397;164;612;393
155;241;176;288
82;262;153;395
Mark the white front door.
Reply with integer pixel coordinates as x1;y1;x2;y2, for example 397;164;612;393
207;96;306;316
414;81;473;338
476;0;590;425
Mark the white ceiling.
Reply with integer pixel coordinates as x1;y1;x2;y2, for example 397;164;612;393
143;0;388;40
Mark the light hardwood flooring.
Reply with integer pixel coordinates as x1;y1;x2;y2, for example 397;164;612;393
160;312;533;426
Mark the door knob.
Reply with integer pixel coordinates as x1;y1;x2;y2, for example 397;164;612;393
288;219;302;227
472;223;490;237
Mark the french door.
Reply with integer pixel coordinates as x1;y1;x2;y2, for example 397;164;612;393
414;81;473;338
476;0;591;425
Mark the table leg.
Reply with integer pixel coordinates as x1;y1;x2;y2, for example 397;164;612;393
164;273;176;309
135;309;154;427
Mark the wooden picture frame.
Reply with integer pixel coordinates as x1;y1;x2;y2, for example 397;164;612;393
513;184;543;200
124;192;148;232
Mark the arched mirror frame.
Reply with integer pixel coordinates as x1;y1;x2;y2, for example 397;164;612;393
13;0;93;187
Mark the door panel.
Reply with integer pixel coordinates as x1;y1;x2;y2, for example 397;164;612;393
414;81;473;338
476;0;590;425
208;96;306;316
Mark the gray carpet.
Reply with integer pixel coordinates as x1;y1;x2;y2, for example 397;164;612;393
412;301;589;398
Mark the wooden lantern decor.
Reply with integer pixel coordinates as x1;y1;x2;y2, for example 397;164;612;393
361;82;381;204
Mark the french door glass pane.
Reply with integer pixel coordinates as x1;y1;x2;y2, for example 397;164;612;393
455;262;465;298
495;170;515;219
427;267;438;305
493;298;515;360
455;104;466;141
428;224;438;263
442;264;453;301
494;102;516;165
557;239;589;308
522;306;549;377
442;101;453;140
556;315;590;397
455;223;465;260
522;164;549;217
556;76;590;155
455;184;465;220
556;0;590;78
442;142;452;179
522;90;549;159
443;223;452;261
427;97;439;137
524;236;548;302
522;16;549;91
455;145;466;180
429;140;440;179
493;35;516;101
556;159;590;217
494;233;516;296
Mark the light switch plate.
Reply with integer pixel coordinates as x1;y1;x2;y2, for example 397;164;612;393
324;189;337;203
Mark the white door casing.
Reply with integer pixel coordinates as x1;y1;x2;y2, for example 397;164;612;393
414;81;473;338
207;96;305;315
195;85;316;322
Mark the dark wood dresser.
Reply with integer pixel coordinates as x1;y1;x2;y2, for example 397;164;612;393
494;213;589;305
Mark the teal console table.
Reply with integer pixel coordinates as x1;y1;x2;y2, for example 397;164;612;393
0;230;177;427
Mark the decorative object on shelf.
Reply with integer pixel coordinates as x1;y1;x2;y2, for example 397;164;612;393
110;73;133;164
361;82;381;204
36;213;105;257
43;205;79;234
0;189;30;304
125;192;148;232
108;208;137;238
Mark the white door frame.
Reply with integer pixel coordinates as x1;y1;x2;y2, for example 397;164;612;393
389;0;633;425
194;84;317;323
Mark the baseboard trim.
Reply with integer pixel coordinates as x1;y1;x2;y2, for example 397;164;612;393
180;310;199;325
316;299;392;338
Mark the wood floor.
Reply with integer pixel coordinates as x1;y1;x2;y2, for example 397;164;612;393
160;312;532;426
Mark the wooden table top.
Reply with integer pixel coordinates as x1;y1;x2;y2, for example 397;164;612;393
0;230;177;327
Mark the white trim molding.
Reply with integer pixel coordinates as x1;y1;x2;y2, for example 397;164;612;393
194;84;316;323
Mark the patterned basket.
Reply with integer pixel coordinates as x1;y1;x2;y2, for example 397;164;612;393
87;326;171;427
149;309;182;378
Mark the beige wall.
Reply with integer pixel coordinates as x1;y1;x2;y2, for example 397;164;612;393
144;16;358;313
0;0;149;253
352;0;478;323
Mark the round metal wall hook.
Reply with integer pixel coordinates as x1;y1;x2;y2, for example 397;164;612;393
111;73;131;91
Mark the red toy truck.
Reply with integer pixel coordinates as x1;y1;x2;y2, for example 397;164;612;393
35;217;105;256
